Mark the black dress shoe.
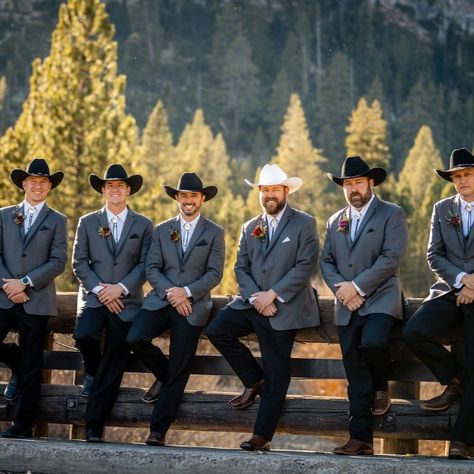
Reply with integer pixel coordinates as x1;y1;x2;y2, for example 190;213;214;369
240;434;270;451
448;441;470;460
80;374;95;397
3;373;18;401
0;423;32;438
420;383;462;412
229;381;263;409
141;379;163;404
145;431;166;446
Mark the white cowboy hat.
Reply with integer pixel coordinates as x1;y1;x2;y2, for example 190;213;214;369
245;164;303;194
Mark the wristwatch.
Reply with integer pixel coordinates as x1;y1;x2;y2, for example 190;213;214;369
21;276;31;288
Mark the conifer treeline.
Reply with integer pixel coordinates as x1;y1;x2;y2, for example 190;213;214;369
0;0;473;296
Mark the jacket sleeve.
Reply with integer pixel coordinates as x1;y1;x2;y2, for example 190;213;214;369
271;216;319;302
120;219;154;295
320;219;346;294
234;224;261;302
352;207;408;295
28;214;68;289
0;212;14;281
72;216;103;292
427;202;464;286
187;226;225;300
146;227;177;299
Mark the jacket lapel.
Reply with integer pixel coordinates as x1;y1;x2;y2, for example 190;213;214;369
182;217;206;265
350;197;378;249
169;216;183;262
264;206;293;257
339;206;351;248
13;204;26;242
114;209;135;256
97;208;116;257
24;204;50;247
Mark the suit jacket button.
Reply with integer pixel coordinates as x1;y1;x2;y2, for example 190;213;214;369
348;264;353;267
262;269;266;273
22;254;26;257
465;260;469;263
113;262;117;265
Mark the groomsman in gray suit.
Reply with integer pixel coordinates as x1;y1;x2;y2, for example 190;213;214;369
207;164;320;451
403;148;474;459
0;158;68;438
320;156;408;456
72;164;153;442
127;172;225;447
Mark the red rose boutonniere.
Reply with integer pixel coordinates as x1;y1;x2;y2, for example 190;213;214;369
98;225;111;239
252;221;267;240
446;210;462;231
170;228;180;243
13;209;26;225
337;213;350;233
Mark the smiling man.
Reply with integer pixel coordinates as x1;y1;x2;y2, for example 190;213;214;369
320;156;408;456
0;158;67;438
72;164;153;442
207;163;320;452
127;172;225;447
402;148;474;459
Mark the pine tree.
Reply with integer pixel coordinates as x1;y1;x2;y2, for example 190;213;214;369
271;94;329;235
132;99;175;223
0;0;138;288
345;98;390;170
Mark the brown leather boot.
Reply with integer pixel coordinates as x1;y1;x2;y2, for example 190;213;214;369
228;381;263;409
333;438;374;455
420;383;462;412
371;390;391;416
448;441;470;460
240;434;270;451
141;379;164;404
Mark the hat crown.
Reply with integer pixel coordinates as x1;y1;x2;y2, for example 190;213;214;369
103;164;129;180
449;148;474;169
258;164;288;185
176;172;204;191
25;158;51;176
340;156;370;179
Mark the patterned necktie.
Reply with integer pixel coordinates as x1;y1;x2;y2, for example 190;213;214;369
465;203;472;237
26;208;35;234
351;212;361;241
111;215;119;243
183;222;191;251
269;218;278;241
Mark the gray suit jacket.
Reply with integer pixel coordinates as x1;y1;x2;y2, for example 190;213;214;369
72;207;153;322
142;215;225;327
228;205;320;331
320;196;408;326
424;194;474;300
0;203;68;316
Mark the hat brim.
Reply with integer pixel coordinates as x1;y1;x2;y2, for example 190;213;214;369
244;177;303;194
11;169;64;190
163;185;218;201
435;165;474;182
327;168;387;187
89;174;143;195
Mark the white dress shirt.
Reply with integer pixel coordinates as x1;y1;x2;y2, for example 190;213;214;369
180;214;201;298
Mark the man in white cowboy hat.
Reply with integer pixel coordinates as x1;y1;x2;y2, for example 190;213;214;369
126;172;225;447
72;163;153;442
402;148;474;459
320;155;407;456
207;163;320;451
0;158;68;438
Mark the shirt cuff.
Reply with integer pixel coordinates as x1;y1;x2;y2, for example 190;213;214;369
118;282;129;296
92;285;103;295
184;286;192;298
352;281;365;297
454;272;467;289
249;296;256;304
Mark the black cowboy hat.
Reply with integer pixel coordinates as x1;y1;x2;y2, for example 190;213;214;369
89;164;143;195
164;172;218;201
435;148;474;182
11;158;64;190
327;156;387;187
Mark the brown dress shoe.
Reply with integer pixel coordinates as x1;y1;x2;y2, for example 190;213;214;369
240;434;270;451
448;441;470;460
228;381;263;409
371;390;391;416
146;431;166;446
420;383;462;412
333;438;374;456
141;379;164;404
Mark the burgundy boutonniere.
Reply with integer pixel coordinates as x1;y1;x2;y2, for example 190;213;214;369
98;225;111;239
446;210;462;230
170;228;180;243
337;213;350;233
13;209;26;225
252;221;267;240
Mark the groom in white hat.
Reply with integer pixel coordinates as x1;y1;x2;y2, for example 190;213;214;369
207;163;320;451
